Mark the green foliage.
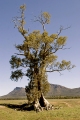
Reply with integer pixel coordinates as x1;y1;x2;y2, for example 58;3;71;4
42;12;51;24
10;56;21;69
10;70;23;81
57;36;67;46
10;5;75;102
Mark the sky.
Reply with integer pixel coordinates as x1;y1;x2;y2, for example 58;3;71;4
0;0;80;96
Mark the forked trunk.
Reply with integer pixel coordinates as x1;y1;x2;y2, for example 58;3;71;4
33;93;54;112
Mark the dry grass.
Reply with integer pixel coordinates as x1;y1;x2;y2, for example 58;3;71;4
0;99;80;120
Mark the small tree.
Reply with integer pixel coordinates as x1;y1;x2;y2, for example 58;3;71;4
10;5;74;109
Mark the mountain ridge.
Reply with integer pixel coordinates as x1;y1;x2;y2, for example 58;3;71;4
1;84;80;98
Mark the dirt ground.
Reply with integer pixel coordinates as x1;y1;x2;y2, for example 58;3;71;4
0;105;5;108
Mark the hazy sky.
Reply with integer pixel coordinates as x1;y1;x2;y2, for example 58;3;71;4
0;0;80;96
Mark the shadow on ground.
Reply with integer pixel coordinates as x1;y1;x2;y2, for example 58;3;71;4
0;103;34;111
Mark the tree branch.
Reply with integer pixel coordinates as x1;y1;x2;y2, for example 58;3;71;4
57;26;71;37
15;53;24;56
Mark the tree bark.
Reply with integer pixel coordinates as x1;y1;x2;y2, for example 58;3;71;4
33;93;54;112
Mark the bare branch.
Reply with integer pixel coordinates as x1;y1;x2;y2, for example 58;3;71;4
32;11;50;31
57;26;71;37
46;69;64;72
15;53;24;56
63;47;71;50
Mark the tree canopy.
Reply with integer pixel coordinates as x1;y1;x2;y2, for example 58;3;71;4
10;5;75;103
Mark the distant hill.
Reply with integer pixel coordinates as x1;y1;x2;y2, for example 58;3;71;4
1;84;80;99
1;87;26;99
47;84;80;97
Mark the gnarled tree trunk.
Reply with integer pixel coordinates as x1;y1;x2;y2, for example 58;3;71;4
25;71;53;112
25;92;54;112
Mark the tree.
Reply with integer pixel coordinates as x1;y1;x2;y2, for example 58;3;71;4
10;5;75;111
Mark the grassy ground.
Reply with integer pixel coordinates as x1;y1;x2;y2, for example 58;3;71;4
0;99;80;120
